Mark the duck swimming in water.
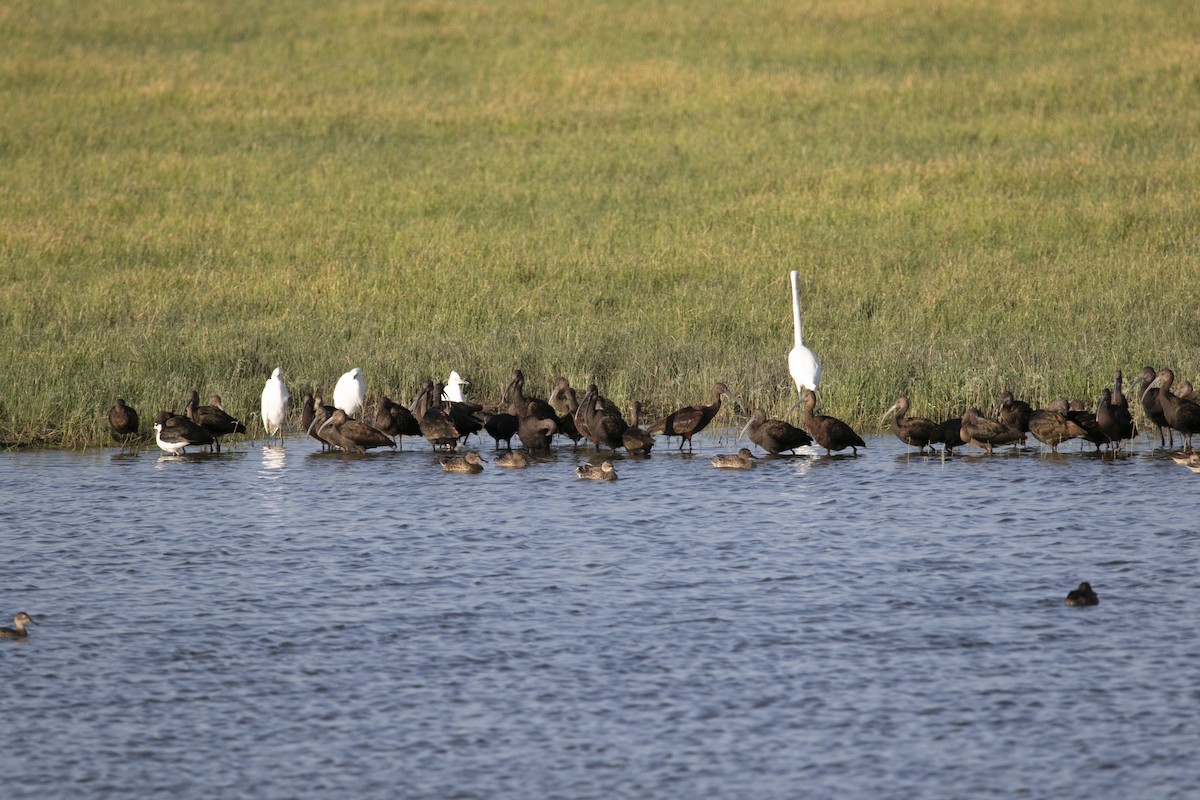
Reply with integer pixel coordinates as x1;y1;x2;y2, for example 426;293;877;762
710;448;756;469
576;460;617;481
0;612;33;639
1063;582;1099;607
495;450;529;469
440;452;485;473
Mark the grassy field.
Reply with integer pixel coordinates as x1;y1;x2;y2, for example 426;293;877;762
2;0;1198;447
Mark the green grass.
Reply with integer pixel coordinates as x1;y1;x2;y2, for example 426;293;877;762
2;0;1199;447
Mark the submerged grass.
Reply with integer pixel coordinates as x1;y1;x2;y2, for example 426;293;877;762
2;0;1199;447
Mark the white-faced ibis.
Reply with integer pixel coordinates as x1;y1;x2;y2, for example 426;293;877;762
931;417;965;452
153;411;215;454
549;377;584;447
107;398;139;443
412;381;460;450
711;448;756;469
436;381;484;446
481;411;519;450
1065;400;1106;452
1143;369;1200;450
333;368;366;418
576;460;617;481
1096;387;1135;452
318;409;395;454
375;396;421;448
1130;366;1171;448
1064;582;1099;607
505;370;558;452
579;384;629;451
186;390;246;452
1178;380;1200;404
788;270;821;397
440;451;485;473
995;391;1033;435
622;401;655;454
881;396;938;453
495;450;529;468
0;612;33;639
260;367;289;446
799;389;865;456
959;407;1023;455
305;396;340;450
646;382;743;451
1027;401;1088;454
444;371;469;403
742;408;812;454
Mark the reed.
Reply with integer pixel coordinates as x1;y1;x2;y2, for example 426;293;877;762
2;0;1198;447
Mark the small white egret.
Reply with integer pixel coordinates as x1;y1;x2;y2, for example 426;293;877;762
444;371;469;403
788;270;821;397
261;367;289;445
333;367;366;418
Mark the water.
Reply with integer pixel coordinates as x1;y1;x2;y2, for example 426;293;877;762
2;432;1199;799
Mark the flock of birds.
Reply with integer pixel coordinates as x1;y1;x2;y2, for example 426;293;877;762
102;268;1200;478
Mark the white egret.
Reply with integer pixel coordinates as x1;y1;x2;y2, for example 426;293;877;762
333;367;366;418
788;270;821;397
444;371;469;403
261;367;289;445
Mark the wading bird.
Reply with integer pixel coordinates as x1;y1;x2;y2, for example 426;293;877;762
579;384;629;451
260;367;289;446
742;408;812;455
800;389;865;456
1096;387;1135;452
318;409;395;454
1130;366;1171;448
505;370;558;452
412;381;461;450
374;396;421;448
881;396;938;453
959;407;1023;455
1027;401;1088;454
153;411;216;455
444;371;470;403
931;417;965;453
186;391;246;452
995;391;1033;436
1143;369;1200;450
622;401;655;455
107;398;139;444
788;270;820;400
333;368;366;418
646;382;743;451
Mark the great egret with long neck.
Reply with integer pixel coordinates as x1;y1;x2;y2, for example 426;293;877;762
788;270;820;396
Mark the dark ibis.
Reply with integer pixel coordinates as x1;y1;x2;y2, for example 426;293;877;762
622;401;655;455
881;396;938;453
646;382;743;451
186;390;246;452
799;389;865;456
153;410;216;454
959;407;1023;455
742;408;812;455
1143;369;1200;450
318;409;395;454
1027;401;1088;453
107;398;140;443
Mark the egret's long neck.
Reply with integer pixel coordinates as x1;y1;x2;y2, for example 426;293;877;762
790;270;804;347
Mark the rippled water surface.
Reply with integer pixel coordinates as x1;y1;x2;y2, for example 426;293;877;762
3;431;1199;799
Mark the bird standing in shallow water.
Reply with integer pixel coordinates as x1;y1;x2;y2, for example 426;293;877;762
154;411;216;454
742;409;811;455
107;398;139;444
787;270;820;401
186;391;246;452
800;389;865;456
1027;401;1088;454
1130;366;1172;448
711;448;756;469
1064;582;1099;607
881;396;938;453
0;612;33;639
646;382;743;451
444;371;470;403
261;367;289;446
333;368;366;418
318;409;395;454
959;407;1023;455
1143;369;1200;451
